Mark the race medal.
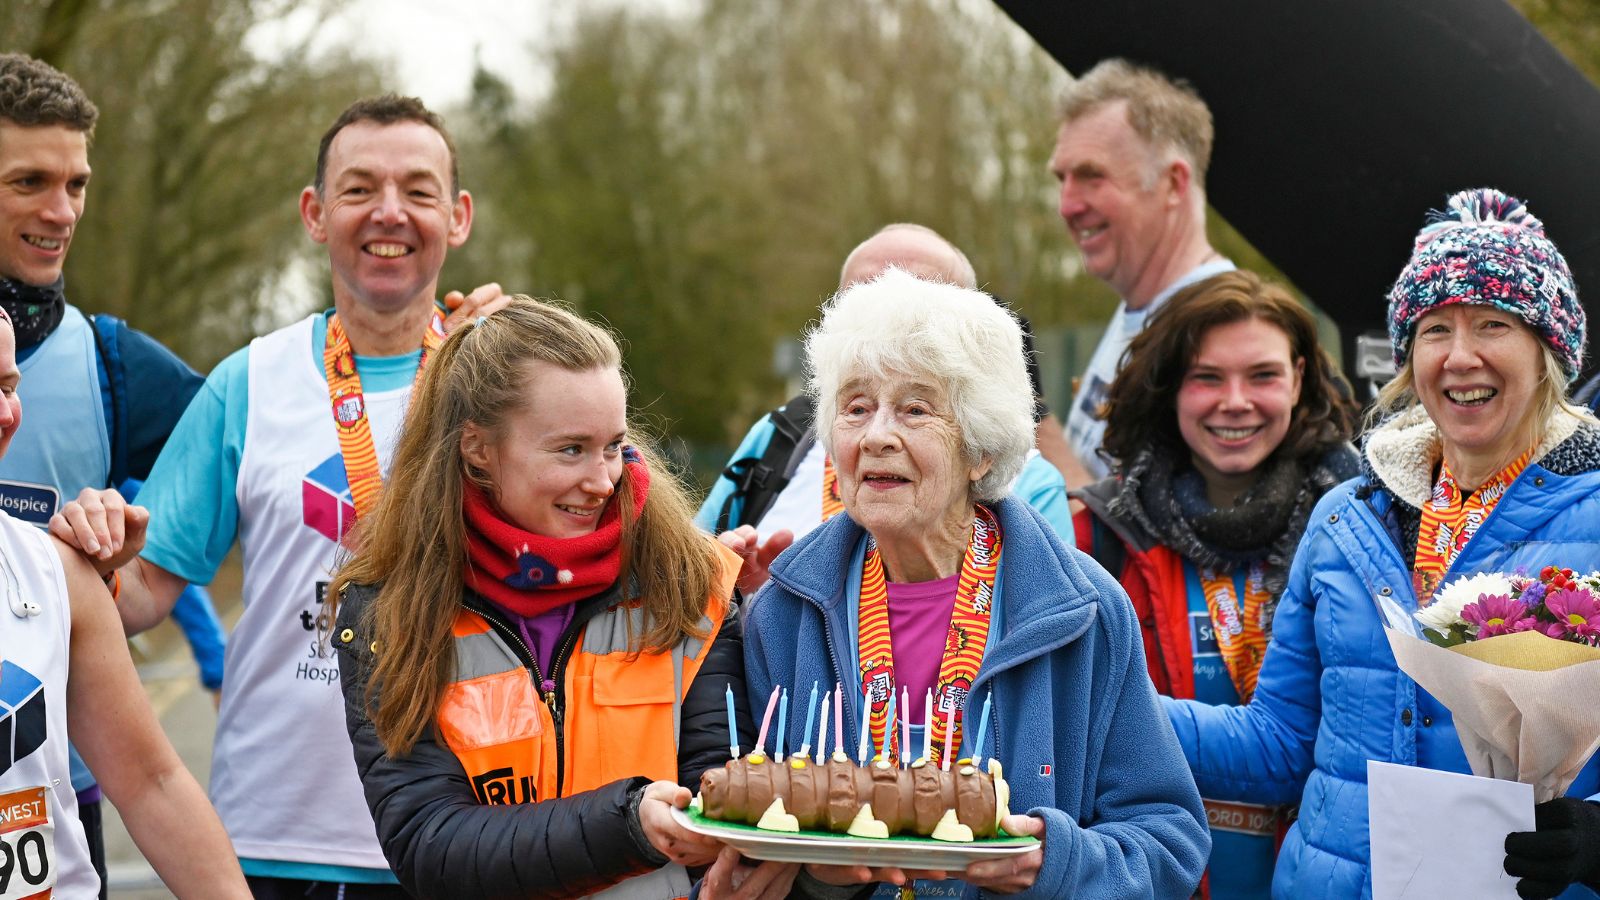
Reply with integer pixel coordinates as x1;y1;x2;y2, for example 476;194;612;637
322;308;445;519
1198;562;1271;704
857;505;1000;765
1414;447;1532;603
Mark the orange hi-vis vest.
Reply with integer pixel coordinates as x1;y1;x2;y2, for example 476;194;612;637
436;544;739;897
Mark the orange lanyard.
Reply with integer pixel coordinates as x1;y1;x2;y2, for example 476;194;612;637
1198;563;1271;704
821;454;845;522
857;505;1000;765
1413;447;1532;602
323;309;445;518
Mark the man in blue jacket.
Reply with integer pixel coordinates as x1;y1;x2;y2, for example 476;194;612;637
0;52;227;897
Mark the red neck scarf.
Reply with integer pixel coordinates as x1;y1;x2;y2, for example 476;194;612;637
462;453;650;617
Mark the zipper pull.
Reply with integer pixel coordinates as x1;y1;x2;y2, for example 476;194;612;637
542;678;557;706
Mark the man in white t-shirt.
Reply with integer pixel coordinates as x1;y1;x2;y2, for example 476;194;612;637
1049;59;1233;487
50;95;506;899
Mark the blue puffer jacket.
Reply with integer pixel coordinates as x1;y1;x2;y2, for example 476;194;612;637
1167;407;1600;899
745;495;1209;899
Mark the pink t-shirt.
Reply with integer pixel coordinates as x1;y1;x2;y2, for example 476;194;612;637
885;572;960;722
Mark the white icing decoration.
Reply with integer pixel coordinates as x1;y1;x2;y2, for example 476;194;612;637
930;808;974;842
846;803;890;839
755;797;800;833
989;758;1010;828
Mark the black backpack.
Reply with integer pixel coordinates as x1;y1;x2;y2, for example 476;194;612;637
712;394;816;533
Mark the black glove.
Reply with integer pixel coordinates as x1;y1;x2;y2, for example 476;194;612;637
1505;797;1600;899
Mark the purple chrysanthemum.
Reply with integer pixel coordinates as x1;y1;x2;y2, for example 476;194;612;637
1541;588;1600;640
1461;593;1538;638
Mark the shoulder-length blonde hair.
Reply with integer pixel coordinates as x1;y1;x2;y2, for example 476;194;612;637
331;295;719;757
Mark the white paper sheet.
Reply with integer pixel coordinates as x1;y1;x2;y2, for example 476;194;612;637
1369;760;1534;900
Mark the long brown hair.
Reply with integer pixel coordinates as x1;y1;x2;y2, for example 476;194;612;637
1100;270;1358;472
330;295;720;756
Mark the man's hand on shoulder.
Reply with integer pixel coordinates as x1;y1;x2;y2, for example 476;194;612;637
442;282;512;334
48;487;147;576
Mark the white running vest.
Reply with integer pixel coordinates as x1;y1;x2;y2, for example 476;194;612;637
0;511;95;897
211;315;410;868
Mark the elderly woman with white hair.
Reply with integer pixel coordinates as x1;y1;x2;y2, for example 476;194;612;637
717;269;1209;899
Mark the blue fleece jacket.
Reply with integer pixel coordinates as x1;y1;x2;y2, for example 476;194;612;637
745;495;1209;899
1166;409;1600;899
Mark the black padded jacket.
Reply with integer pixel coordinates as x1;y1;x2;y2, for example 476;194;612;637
333;582;754;899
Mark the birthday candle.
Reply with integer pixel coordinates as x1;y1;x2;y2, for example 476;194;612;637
834;683;844;753
883;690;898;764
725;684;739;759
815;693;830;763
754;685;781;756
941;692;955;771
970;690;992;768
900;686;911;766
799;681;819;757
856;685;871;765
775;689;789;762
923;688;933;761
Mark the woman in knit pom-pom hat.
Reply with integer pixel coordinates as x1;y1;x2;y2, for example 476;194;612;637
1165;188;1600;900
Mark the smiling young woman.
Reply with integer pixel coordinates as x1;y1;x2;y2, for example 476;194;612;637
1072;269;1360;900
326;296;755;898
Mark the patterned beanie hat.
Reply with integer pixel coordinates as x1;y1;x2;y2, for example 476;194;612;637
1386;188;1584;381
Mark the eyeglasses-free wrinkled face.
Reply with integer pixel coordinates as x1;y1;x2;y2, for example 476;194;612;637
830;370;990;547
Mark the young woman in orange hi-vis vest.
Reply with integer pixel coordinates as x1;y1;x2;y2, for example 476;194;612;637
329;296;758;899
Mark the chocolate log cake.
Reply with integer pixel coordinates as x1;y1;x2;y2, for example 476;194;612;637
698;752;1010;841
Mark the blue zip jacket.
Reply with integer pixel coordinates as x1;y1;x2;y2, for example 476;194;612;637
1166;408;1600;899
745;495;1209;899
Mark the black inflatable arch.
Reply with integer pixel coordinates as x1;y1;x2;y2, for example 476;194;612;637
996;0;1600;385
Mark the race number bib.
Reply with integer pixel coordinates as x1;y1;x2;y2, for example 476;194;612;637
0;787;55;899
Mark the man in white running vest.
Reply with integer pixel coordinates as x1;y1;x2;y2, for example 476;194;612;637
1048;59;1233;489
0;307;249;897
50;95;507;899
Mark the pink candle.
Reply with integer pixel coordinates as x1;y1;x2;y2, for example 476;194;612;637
834;683;844;753
754;685;781;755
923;688;934;761
941;692;955;771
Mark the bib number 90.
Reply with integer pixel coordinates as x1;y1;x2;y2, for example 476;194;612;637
0;787;55;899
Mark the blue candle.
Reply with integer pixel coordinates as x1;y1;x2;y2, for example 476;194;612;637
881;690;898;763
775;688;789;761
725;683;739;759
970;690;992;768
799;680;819;756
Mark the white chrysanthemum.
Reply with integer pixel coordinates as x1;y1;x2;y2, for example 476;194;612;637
1415;572;1516;634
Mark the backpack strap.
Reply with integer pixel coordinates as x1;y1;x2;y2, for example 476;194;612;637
88;314;130;487
1086;512;1127;583
713;394;816;532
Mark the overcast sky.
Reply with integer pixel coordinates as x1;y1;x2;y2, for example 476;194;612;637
251;0;654;109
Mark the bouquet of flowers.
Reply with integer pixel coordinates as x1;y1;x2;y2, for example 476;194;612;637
1376;566;1600;801
1415;568;1600;649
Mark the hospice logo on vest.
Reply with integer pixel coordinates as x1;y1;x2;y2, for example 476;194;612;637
303;454;356;543
0;482;59;528
0;661;46;776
